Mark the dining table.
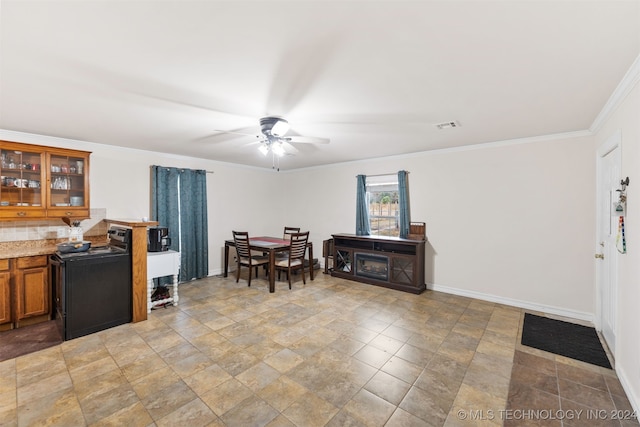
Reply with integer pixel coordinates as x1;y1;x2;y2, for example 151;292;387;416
224;236;314;293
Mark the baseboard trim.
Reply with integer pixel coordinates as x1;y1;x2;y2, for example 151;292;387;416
428;283;594;324
616;365;640;415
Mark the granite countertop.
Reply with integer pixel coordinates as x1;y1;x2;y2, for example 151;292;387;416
0;236;109;259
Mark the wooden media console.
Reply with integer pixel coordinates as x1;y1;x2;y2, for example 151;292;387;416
331;233;426;294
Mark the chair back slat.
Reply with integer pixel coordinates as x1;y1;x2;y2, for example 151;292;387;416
284;226;301;241
288;231;309;259
233;231;252;258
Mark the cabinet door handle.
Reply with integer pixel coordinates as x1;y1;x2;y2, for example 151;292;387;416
17;211;26;216
65;211;73;216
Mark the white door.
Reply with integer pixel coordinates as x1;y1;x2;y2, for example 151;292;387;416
596;130;621;353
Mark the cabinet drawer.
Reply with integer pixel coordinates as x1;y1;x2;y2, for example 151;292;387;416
46;208;90;219
16;255;48;269
0;259;9;271
0;209;47;220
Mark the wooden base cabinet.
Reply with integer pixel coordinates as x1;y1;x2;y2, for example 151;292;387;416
331;234;426;294
14;256;50;325
0;255;51;331
0;260;11;328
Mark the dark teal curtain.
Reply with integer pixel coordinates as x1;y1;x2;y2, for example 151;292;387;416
151;166;208;283
355;174;371;236
398;170;410;238
179;169;209;281
151;166;180;250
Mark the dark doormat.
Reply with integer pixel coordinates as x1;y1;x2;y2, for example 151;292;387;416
521;313;612;369
0;321;62;362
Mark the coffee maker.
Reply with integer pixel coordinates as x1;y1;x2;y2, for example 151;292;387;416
148;226;171;252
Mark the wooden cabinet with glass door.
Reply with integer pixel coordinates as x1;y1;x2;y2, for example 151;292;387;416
0;141;90;220
0;146;47;219
46;151;90;219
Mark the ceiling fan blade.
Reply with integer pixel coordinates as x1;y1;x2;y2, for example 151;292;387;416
210;129;257;137
193;132;254;145
284;136;330;144
267;34;342;114
194;125;260;144
281;141;299;154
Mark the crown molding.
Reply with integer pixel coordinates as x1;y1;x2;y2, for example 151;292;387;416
590;54;640;133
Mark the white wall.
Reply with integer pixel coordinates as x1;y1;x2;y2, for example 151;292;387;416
278;135;597;319
594;75;640;414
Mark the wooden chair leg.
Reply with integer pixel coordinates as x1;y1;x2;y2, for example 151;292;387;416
288;268;292;289
247;266;252;287
236;262;241;283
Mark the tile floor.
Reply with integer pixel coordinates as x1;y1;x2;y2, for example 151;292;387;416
0;271;637;426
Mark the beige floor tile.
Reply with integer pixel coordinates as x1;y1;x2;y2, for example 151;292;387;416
200;378;253;416
343;388;397;426
68;355;120;385
73;367;128;402
141;379;198;421
156;398;218;427
79;382;139;425
90;401;153;427
17;388;84;427
182;363;233;396
220;395;279;426
257;375;307;412
17;370;73;405
131;368;182;400
235;361;281;392
282;391;339;427
364;370;411;406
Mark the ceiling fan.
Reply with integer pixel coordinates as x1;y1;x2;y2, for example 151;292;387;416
215;116;330;170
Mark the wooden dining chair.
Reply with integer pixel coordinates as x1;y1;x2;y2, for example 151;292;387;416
275;231;309;289
276;226;301;269
232;231;269;287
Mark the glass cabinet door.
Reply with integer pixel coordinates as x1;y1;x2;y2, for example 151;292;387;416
0;149;44;208
48;154;87;208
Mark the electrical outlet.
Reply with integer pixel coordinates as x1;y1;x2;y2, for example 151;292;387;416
57;227;68;238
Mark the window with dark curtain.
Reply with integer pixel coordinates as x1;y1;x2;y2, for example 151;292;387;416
356;174;371;236
358;171;410;238
151;166;209;282
397;170;410;238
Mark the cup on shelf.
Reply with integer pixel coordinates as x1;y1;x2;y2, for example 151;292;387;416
70;196;84;206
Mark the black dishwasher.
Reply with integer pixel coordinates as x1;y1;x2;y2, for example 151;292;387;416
50;227;132;340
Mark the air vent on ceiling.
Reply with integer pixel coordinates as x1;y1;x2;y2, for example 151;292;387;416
435;121;460;130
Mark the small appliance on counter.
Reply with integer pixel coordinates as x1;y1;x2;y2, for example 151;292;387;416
148;226;171;252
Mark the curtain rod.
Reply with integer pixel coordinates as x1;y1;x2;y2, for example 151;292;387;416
355;171;409;178
155;166;214;174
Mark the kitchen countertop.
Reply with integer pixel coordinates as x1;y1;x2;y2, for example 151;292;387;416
0;236;109;259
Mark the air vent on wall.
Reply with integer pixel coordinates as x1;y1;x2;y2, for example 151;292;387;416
435;121;460;130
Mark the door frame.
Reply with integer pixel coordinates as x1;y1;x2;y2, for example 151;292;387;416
595;129;622;354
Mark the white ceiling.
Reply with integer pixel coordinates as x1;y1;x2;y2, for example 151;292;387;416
1;1;639;170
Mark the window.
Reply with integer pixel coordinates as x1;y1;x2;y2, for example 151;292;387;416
366;174;399;237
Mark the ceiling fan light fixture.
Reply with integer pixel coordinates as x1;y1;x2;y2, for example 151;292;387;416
271;118;289;136
272;142;285;157
258;144;269;156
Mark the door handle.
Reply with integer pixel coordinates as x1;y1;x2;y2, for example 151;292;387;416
595;253;604;259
